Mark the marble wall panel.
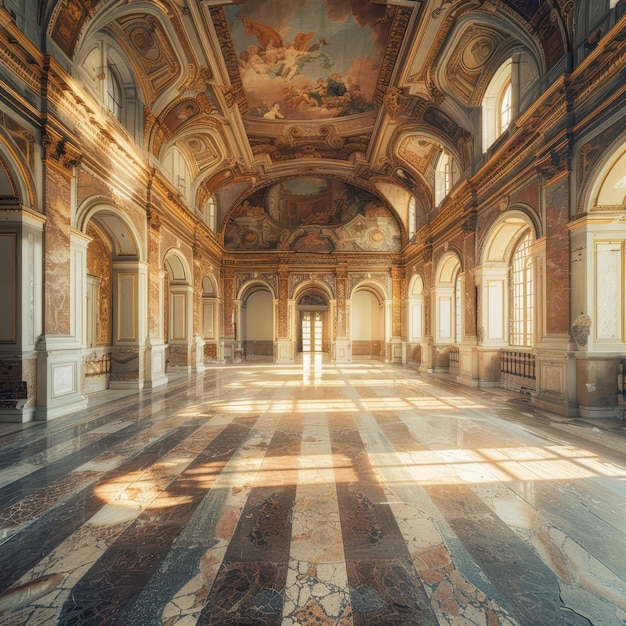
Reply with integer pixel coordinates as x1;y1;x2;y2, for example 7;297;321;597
576;357;618;409
545;179;570;336
44;166;72;335
147;229;161;338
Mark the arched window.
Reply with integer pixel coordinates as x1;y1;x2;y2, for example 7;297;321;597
455;272;462;342
162;147;192;204
510;232;533;347
435;254;461;344
77;39;143;138
435;151;457;206
106;65;122;121
408;196;416;239
482;59;512;150
499;80;512;136
204;196;217;232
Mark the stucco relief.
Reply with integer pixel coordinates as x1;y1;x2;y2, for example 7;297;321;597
290;273;336;299
444;26;504;105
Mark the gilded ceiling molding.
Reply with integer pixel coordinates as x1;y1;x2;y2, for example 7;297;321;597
249;125;370;163
373;6;413;107
0;20;42;94
382;87;411;122
209;7;247;114
443;24;509;105
109;15;181;106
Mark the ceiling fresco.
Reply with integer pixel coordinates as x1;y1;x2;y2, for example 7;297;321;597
43;0;572;240
224;178;401;253
221;0;395;121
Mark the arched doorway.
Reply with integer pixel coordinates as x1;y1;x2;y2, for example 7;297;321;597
351;286;386;360
239;283;275;361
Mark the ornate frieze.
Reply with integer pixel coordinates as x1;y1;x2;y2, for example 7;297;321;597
236;271;278;297
42;128;82;172
374;7;413;106
209;7;247;113
114;15;181;106
348;272;390;296
289;273;336;299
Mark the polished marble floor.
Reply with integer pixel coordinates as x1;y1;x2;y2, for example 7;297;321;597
0;356;625;625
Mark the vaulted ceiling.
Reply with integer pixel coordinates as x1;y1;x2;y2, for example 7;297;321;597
45;0;570;241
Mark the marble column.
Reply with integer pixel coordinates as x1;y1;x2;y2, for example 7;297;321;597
144;209;168;388
388;265;405;363
458;215;481;386
534;150;577;416
221;267;236;361
191;250;205;373
35;128;87;420
420;244;435;373
333;263;350;362
275;265;293;362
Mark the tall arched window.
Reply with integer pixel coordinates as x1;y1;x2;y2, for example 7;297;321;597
510;232;533;346
455;272;462;342
162;147;192;204
499;80;512;135
408;196;416;239
106;65;122;121
435;151;458;206
482;59;512;150
204;196;217;232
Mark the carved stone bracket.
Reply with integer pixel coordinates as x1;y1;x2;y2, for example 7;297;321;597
42;128;82;171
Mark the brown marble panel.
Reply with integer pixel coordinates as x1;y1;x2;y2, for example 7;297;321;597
545;177;570;336
44;166;72;335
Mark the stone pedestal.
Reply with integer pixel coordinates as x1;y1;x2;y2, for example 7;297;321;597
35;336;87;420
532;339;578;417
144;338;168;389
575;354;621;418
332;338;351;363
193;336;206;372
275;338;294;363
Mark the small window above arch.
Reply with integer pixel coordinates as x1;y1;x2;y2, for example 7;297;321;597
408;196;416;239
434;150;459;207
203;196;217;232
106;65;123;121
482;58;512;150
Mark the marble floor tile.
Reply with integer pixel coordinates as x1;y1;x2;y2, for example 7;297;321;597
0;358;625;625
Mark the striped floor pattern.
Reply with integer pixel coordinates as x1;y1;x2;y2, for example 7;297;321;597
0;355;625;625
